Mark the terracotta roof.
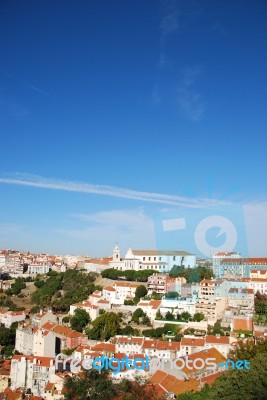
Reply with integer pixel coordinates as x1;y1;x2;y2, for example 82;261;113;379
115;282;140;288
93;343;115;353
250;278;267;282
45;382;55;391
150;370;200;396
12;355;54;368
181;338;205;347
182;348;226;375
115;336;144;345
103;286;116;291
233;318;253;332
221;258;267;265
142;339;158;349
205;335;229;344
41;322;85;338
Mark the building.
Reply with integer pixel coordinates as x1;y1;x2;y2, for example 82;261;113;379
147;274;186;295
109;245;196;272
136;300;161;321
214;255;267;278
181;348;226;380
10;355;56;396
26;264;50;274
0;310;26;328
250;270;267;279
213;252;241;278
160;297;197;317
4;255;22;274
102;281;141;304
195;298;226;323
227;288;254;313
41;322;88;351
69;300;100;321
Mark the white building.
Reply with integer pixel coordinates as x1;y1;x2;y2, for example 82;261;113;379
248;278;267;295
27;264;50;274
0;310;26;328
109;245;196;272
10;355;56;396
160;298;197;317
102;282;141;305
69;300;100;321
32;327;56;357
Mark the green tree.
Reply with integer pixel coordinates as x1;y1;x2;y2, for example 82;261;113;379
155;310;163;320
86;312;120;340
165;291;179;299
180;311;191;322
165;311;175;321
192;312;205;322
131;308;145;323
135;285;148;299
70;309;90;332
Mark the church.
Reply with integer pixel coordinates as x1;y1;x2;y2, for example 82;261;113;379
109;243;196;272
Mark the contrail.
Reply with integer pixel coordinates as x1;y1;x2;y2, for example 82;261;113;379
0;70;50;96
0;173;227;208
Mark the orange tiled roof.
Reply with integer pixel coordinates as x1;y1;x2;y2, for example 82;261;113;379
181;338;205;347
182;348;226;375
233;318;253;332
205;335;229;344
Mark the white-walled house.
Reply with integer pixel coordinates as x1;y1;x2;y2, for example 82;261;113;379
0;310;26;328
69;300;100;321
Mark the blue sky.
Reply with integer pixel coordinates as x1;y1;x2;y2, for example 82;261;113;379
0;0;266;257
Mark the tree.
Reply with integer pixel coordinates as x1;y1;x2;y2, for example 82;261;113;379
86;312;120;340
180;311;191;322
165;291;179;299
255;301;267;314
192;312;205;322
165;311;175;321
70;309;90;332
131;308;145;324
155;310;163;320
135;285;148;299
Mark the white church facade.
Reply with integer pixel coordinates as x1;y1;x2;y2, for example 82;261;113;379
109;244;196;272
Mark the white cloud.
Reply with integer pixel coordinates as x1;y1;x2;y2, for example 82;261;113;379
177;65;205;121
243;202;267;257
55;208;156;255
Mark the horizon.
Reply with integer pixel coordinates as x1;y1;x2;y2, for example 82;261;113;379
0;0;266;257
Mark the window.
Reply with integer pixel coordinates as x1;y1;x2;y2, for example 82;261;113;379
149;257;151;261
159;257;161;261
154;257;156;261
173;256;176;261
143;257;145;261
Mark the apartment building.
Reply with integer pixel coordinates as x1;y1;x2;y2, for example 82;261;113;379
10;355;56;396
195;298;226;323
147;274;186;295
215;257;267;278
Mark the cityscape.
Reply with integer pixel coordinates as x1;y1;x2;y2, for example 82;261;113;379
0;245;266;398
